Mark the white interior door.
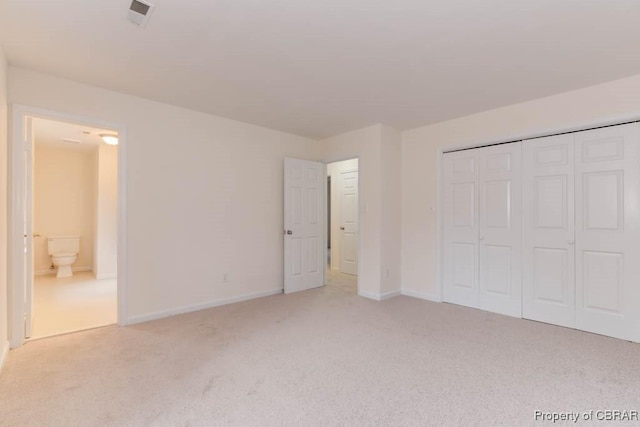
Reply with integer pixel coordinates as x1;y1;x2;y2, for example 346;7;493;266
340;170;358;275
284;158;326;294
478;142;522;317
443;149;479;308
574;123;640;342
522;134;576;328
24;117;34;338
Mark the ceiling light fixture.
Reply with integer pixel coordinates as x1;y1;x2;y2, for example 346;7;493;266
100;134;119;145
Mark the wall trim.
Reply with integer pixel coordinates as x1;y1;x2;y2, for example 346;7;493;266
125;288;283;325
358;289;401;301
358;290;379;300
0;340;9;375
95;273;117;280
380;289;401;300
401;289;442;303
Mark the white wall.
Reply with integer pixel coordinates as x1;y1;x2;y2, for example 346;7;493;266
0;46;9;370
380;125;402;295
327;158;358;272
8;67;317;324
94;143;118;279
33;145;95;273
401;72;640;300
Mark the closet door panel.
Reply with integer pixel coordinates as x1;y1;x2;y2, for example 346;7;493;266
443;149;479;308
522;135;575;328
575;123;640;342
478;142;522;317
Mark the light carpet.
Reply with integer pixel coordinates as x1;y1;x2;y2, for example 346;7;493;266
1;273;640;426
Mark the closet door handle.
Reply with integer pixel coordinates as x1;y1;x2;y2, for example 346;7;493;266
479;236;484;241
568;240;574;245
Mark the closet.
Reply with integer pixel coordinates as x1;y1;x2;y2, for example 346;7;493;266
522;123;640;342
442;142;522;318
442;122;640;342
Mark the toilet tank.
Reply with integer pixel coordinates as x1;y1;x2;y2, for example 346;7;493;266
47;236;80;255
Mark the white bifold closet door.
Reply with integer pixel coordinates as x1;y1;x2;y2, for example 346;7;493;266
442;149;478;308
575;124;640;342
443;142;522;317
523;123;640;342
522;134;576;328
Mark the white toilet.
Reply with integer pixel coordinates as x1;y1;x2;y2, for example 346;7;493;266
47;236;80;278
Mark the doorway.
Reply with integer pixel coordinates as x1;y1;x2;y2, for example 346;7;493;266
10;106;126;346
30;117;118;338
283;157;360;295
326;158;359;291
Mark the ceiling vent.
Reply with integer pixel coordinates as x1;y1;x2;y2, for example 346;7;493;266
128;0;155;27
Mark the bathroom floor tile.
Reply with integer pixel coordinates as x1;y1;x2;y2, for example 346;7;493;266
30;271;117;339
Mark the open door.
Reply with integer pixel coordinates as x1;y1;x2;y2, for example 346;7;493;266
339;169;358;275
284;158;326;294
24;117;35;338
14;116;35;340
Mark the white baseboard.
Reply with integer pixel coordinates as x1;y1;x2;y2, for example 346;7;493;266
35;270;53;276
0;340;9;375
380;289;401;300
358;290;380;300
125;288;283;325
35;266;92;276
358;289;401;301
401;289;442;302
95;273;117;280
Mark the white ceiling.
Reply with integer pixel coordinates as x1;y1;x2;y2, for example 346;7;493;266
33;117;115;153
2;1;640;138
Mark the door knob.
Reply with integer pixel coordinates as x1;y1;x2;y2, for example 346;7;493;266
286;230;293;235
33;233;41;238
479;236;484;241
340;227;345;230
568;240;574;245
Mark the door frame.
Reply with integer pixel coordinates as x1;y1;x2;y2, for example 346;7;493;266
9;104;128;348
324;157;361;290
437;113;640;303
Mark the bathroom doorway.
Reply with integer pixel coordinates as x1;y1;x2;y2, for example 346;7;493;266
28;117;119;339
326;159;359;292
